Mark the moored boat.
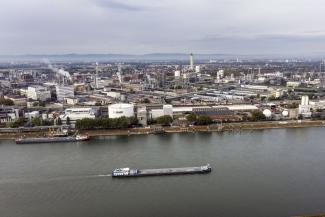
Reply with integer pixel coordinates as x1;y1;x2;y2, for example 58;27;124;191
15;134;90;144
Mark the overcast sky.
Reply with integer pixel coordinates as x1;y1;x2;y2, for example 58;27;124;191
1;0;325;55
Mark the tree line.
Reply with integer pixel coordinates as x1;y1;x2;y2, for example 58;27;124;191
0;98;14;106
75;116;138;130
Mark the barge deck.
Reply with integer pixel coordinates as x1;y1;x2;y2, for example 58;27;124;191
112;164;212;177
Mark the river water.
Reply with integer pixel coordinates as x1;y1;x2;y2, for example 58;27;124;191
1;128;325;217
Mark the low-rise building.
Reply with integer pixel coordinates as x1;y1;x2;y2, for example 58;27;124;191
56;85;75;102
65;97;79;105
193;107;239;121
60;108;97;123
287;81;301;88
108;103;135;118
24;111;40;119
137;106;148;126
0;106;20;123
4;95;27;106
27;86;51;102
150;105;173;119
299;96;312;117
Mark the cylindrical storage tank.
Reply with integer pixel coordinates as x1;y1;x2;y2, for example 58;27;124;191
282;110;289;117
108;103;134;118
263;109;272;118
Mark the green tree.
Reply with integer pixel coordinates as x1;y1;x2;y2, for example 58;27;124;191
142;98;150;103
260;96;267;101
66;117;71;125
42;119;54;126
196;116;212;125
250;111;266;122
129;116;139;126
75;117;139;130
116;116;129;128
287;102;299;109
0;98;14;106
57;117;62;125
10;117;26;128
186;113;197;123
156;115;173;126
32;117;42;126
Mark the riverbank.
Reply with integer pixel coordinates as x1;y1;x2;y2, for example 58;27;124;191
1;120;324;140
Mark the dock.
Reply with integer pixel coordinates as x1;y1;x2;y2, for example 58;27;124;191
112;164;212;177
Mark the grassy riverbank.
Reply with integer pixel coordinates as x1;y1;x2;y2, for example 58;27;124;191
1;120;324;140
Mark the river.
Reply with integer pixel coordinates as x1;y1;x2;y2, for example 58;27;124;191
0;128;325;217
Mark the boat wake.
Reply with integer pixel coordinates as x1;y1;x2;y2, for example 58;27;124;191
96;174;112;177
0;174;111;185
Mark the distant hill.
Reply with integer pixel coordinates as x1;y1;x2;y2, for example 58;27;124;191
0;53;323;63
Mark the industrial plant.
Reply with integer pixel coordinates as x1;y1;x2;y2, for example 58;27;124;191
1;54;325;133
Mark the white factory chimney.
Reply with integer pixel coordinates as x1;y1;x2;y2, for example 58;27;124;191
190;53;194;71
95;62;99;89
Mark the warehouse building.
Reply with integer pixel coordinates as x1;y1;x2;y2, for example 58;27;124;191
108;103;135;119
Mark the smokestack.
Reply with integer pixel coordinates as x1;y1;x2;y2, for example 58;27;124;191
95;62;99;89
46;61;71;84
190;53;194;71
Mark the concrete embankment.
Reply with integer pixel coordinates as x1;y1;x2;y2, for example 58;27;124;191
0;120;324;140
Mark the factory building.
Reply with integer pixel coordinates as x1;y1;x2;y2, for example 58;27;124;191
193;107;239;121
299;95;312;117
0;106;20;124
287;81;301;88
4;95;27;106
24;111;40;120
320;78;325;88
56;85;75;102
108;103;135;119
150;105;173;119
195;66;201;73
137;106;148;126
27;86;51;102
173;105;258;113
60;108;97;123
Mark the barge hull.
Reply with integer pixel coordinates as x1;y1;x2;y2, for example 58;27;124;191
137;166;209;176
112;165;211;177
16;136;89;144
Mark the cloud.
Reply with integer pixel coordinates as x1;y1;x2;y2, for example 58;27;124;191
94;0;146;11
0;0;325;55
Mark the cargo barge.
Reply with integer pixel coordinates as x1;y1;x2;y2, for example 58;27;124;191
16;134;90;144
112;164;212;177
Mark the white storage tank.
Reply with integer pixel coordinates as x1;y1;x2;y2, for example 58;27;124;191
108;103;135;118
282;110;289;117
263;109;272;118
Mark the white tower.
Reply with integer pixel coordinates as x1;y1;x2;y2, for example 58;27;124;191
95;62;99;89
190;53;194;71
